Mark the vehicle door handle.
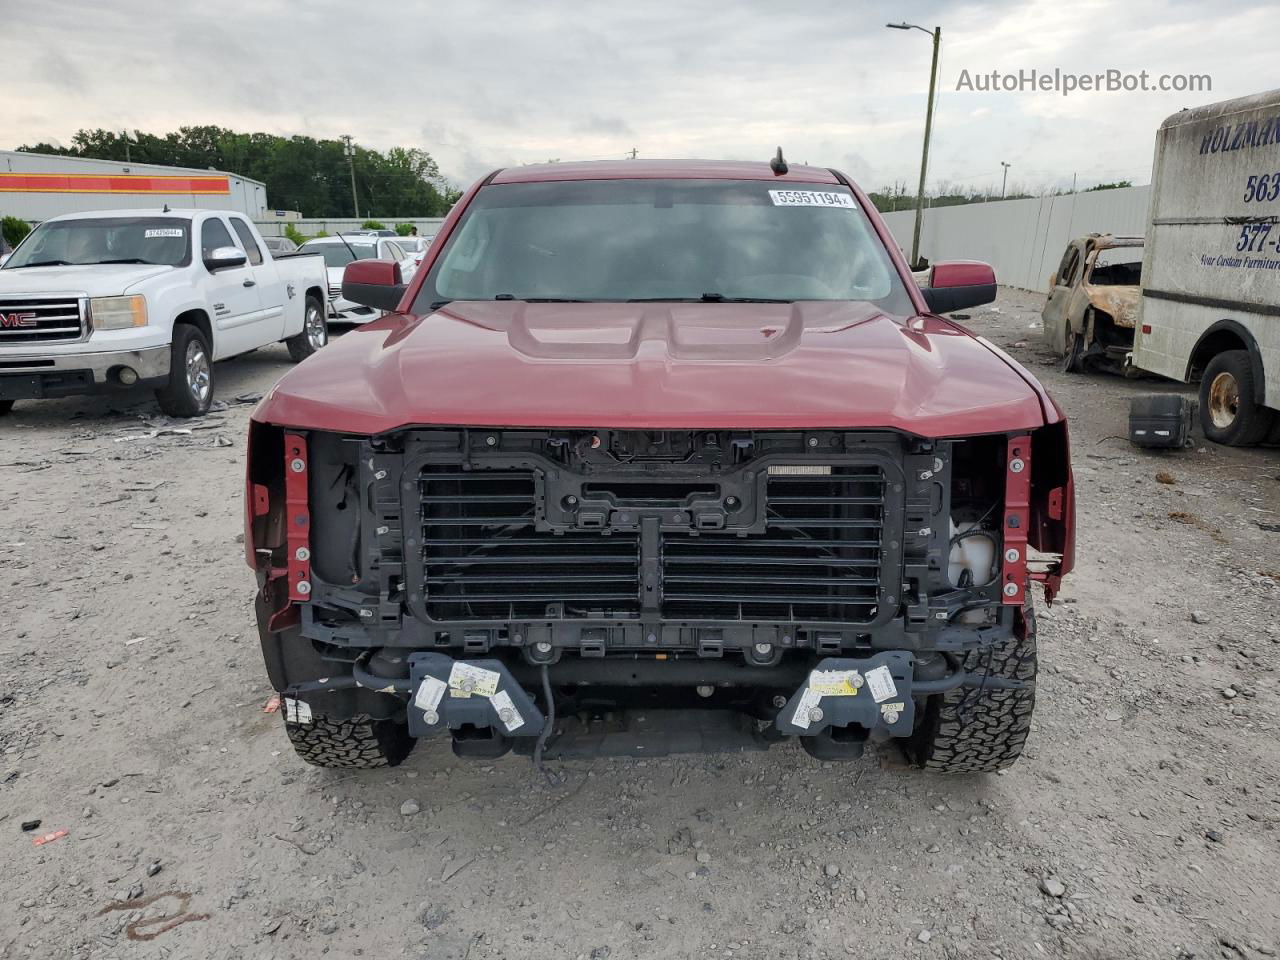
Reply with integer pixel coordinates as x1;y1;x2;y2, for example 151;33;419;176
243;279;256;287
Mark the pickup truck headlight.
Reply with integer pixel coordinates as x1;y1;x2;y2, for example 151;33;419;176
90;295;147;330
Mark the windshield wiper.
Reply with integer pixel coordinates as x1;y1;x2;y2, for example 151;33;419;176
12;259;72;268
98;258;153;265
698;293;792;303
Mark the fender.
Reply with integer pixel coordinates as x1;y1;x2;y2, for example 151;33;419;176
165;300;218;355
1185;318;1266;404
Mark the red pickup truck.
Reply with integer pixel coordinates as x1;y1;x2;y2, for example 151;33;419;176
246;159;1074;773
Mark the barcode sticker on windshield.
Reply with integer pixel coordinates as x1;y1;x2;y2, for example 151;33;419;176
768;190;857;209
144;228;184;238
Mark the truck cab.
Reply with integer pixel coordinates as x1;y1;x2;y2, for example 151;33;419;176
246;160;1075;773
0;208;329;417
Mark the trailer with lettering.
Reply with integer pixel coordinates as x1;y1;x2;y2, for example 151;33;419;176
1132;89;1280;445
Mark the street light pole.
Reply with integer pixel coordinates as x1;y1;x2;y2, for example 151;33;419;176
887;22;941;270
1001;161;1011;199
343;135;360;220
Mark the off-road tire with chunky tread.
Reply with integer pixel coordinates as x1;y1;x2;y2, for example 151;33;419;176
909;607;1037;773
284;713;414;768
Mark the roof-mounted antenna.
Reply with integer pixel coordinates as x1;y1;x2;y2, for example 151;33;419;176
162;203;170;213
769;146;788;176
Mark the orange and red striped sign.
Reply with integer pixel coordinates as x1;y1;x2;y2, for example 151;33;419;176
0;173;230;195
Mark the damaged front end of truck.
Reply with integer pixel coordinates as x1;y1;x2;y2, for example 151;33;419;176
247;419;1073;771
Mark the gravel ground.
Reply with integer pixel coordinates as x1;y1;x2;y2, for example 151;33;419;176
2;288;1278;960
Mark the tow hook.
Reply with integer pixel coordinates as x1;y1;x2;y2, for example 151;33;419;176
405;653;546;740
775;652;915;737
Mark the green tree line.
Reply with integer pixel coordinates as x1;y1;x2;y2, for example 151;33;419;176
17;126;462;218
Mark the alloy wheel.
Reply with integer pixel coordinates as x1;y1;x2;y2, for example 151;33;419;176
186;339;211;404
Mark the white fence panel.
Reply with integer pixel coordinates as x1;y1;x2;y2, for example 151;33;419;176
880;185;1152;291
254;217;447;238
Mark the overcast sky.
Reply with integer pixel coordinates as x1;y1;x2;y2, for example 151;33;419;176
1;0;1269;195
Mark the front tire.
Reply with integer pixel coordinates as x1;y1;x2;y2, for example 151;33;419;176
1060;325;1085;373
1199;349;1274;446
908;607;1037;773
155;324;213;418
0;399;13;416
284;712;414;768
285;295;328;363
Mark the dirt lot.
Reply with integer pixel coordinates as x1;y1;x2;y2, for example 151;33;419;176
2;287;1278;960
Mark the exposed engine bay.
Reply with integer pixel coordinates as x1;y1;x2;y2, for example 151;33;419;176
249;425;1068;761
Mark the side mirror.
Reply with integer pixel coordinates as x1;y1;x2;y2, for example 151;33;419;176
921;261;996;314
342;259;406;312
204;245;247;272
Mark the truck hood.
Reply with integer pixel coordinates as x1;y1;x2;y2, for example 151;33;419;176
255;301;1050;436
0;263;174;296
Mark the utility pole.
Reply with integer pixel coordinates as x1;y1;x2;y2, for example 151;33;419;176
343;135;360;219
887;22;941;269
626;147;638;159
123;130;131;164
1001;161;1011;199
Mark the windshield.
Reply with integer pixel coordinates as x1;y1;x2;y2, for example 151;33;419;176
414;179;912;313
303;242;378;268
1088;246;1143;286
4;217;193;268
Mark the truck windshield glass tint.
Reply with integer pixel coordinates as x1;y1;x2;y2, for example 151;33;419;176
6;217;193;268
305;244;378;268
416;180;913;314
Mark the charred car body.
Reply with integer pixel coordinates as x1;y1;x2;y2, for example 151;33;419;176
247;160;1075;773
1042;233;1143;374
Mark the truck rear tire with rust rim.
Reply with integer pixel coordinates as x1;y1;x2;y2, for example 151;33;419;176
284;713;414;768
907;607;1037;773
285;295;328;363
156;323;214;418
1198;349;1274;446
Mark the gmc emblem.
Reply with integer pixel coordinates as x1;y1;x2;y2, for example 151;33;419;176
1;312;38;328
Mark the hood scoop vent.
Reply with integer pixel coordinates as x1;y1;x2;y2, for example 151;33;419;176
506;302;805;362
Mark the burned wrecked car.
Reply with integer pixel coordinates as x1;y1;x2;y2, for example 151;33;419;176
1042;234;1143;372
246;159;1075;774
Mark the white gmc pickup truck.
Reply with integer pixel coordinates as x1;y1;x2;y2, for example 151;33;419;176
0;208;329;417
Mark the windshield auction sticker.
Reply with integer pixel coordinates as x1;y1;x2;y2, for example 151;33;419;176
768;190;857;209
144;228;185;238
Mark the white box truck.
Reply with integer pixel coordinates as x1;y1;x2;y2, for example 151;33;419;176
1133;89;1280;445
0;208;330;418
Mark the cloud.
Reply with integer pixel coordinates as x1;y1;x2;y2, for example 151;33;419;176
0;0;1270;196
573;115;634;136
